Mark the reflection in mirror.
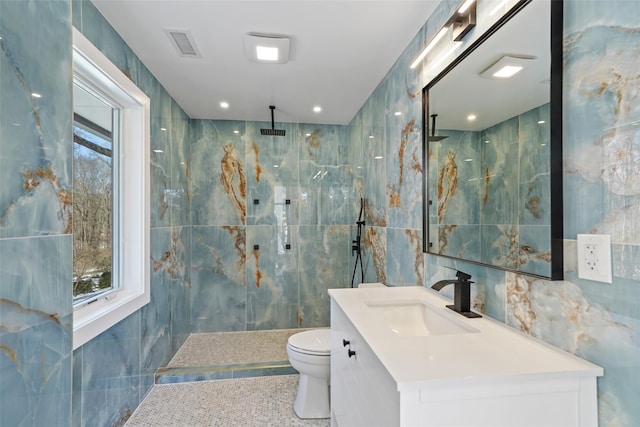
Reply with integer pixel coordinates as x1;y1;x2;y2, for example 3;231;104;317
423;0;563;279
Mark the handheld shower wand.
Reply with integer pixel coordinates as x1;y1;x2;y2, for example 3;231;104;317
351;198;365;288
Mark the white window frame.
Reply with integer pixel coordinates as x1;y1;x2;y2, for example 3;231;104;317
72;27;150;350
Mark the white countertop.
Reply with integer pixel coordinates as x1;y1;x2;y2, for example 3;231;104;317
329;286;603;391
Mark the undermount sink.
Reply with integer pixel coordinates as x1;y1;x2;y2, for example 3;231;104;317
366;300;478;336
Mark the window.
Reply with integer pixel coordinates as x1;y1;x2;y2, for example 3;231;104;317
72;28;150;349
72;81;118;305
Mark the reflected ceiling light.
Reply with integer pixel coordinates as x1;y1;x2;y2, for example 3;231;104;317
480;55;534;79
394;111;402;116
244;33;290;64
374;156;384;160
160;127;167;131
368;135;374;139
465;158;473;162
233;130;239;134
153;149;164;153
538;120;546;124
31;92;42;98
410;0;476;70
306;133;311;137
220;101;229;109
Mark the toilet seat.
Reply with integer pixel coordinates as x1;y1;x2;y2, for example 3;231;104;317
287;329;331;356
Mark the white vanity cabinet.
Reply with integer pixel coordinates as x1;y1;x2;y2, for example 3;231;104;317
329;287;603;427
331;300;399;427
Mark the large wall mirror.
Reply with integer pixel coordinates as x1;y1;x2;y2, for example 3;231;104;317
423;0;563;279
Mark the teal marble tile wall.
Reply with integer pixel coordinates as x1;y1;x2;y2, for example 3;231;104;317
189;119;353;332
352;0;640;425
70;2;192;425
0;1;73;426
3;0;192;425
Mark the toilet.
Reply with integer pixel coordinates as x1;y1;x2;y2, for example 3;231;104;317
286;328;331;419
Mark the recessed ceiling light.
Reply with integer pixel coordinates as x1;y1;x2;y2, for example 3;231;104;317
220;101;229;109
256;46;278;61
467;114;476;121
244;33;290;64
313;106;322;113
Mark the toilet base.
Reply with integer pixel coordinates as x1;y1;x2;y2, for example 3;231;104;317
293;374;330;419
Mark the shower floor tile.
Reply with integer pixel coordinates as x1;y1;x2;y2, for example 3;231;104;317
125;375;330;427
167;329;309;367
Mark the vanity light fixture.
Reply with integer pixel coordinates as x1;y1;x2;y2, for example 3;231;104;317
410;26;450;69
410;0;476;70
480;55;534;79
244;33;290;64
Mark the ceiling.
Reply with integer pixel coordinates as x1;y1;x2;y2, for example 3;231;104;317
91;0;440;125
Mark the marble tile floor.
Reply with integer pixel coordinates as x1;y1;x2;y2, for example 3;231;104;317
167;329;306;367
156;329;309;384
125;375;331;427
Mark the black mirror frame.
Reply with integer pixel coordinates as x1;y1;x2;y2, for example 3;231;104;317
422;0;564;280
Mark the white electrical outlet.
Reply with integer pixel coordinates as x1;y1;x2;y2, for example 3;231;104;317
577;234;612;283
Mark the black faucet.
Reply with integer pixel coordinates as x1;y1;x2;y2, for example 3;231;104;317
431;269;482;318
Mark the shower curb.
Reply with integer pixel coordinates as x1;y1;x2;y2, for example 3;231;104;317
155;360;297;384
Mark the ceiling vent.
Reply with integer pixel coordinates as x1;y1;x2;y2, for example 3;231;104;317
165;29;201;58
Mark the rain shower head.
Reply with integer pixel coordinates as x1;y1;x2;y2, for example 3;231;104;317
428;114;448;142
260;106;286;136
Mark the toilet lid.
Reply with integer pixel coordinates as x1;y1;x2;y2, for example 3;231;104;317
288;329;331;355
